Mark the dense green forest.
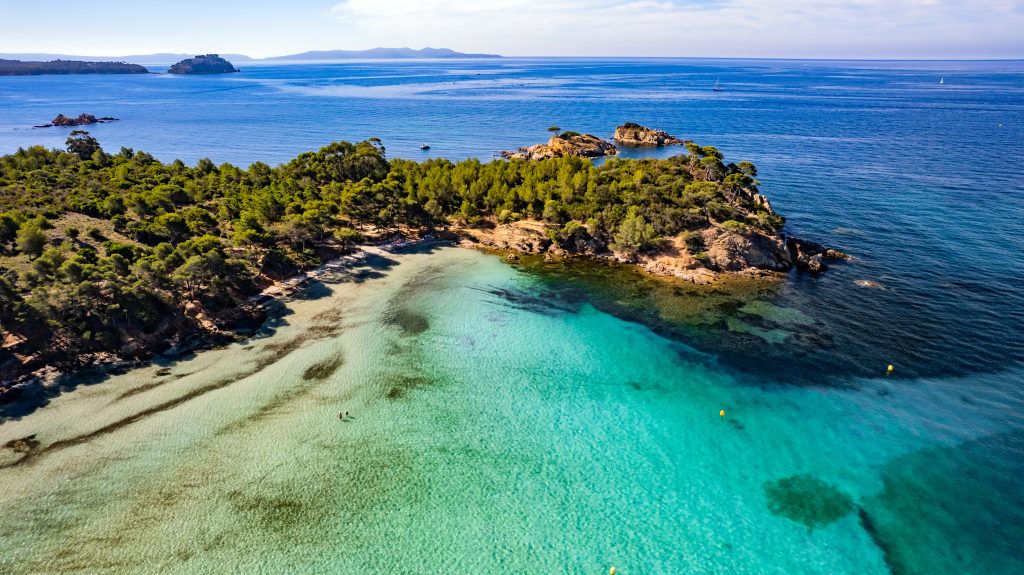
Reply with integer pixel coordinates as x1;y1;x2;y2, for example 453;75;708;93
0;59;148;76
0;132;779;379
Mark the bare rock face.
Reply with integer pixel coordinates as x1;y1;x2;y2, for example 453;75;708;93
702;227;792;272
502;132;618;160
786;237;849;272
753;193;775;214
457;220;552;253
53;113;97;126
614;122;684;146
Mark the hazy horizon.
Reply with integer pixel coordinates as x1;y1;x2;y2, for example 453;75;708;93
1;0;1021;60
2;50;1024;62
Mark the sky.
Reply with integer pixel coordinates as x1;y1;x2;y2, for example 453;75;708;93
0;0;1021;59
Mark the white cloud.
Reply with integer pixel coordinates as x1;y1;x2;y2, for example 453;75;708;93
327;0;1024;58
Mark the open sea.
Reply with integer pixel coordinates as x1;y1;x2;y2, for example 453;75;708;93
1;58;1023;574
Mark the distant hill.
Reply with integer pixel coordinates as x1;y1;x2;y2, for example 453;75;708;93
0;59;148;76
167;54;240;75
0;53;254;64
267;47;500;60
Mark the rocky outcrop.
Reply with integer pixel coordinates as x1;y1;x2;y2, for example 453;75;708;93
786;237;849;272
614;123;684;146
456;220;552;253
35;113;118;128
454;218;845;283
752;193;774;214
168;54;239;75
702;227;792;272
502;132;618;160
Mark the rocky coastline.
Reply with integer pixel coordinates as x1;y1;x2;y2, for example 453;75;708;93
501;132;619;160
613;122;685;146
0;223;846;402
452;219;846;285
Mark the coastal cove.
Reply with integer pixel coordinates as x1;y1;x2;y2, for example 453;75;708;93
2;245;1021;574
0;58;1022;574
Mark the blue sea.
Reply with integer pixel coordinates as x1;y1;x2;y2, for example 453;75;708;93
1;59;1022;574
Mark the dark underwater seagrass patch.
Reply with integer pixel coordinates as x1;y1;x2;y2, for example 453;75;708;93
764;474;855;529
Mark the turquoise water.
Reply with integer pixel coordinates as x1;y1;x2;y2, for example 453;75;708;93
1;58;1023;572
1;247;1021;573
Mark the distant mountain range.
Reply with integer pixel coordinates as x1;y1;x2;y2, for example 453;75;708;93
265;47;500;60
0;48;500;64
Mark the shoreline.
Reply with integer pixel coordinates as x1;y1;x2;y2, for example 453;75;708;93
0;235;455;402
0;223;840;398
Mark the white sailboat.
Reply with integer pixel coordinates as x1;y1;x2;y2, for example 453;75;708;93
939;76;945;85
713;78;723;92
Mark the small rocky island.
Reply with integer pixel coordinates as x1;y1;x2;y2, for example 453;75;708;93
34;114;118;128
0;59;147;76
502;132;619;160
167;54;239;75
614;122;685;146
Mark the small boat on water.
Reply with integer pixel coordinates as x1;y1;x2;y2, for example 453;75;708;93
939;77;945;85
713;78;723;92
420;144;431;150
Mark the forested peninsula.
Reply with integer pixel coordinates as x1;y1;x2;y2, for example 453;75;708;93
0;133;841;388
0;59;147;76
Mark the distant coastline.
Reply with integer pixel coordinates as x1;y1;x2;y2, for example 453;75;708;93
0;47;500;66
0;59;147;76
265;47;500;60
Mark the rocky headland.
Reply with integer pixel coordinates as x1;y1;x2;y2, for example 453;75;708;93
455;214;846;286
488;126;846;282
502;132;619;160
614;122;685;146
167;54;239;74
34;114;118;128
0;59;148;76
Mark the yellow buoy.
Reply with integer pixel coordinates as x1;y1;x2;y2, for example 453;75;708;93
610;568;617;575
720;410;726;417
887;364;894;375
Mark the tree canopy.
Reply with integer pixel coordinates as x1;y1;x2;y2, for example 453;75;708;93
0;134;780;373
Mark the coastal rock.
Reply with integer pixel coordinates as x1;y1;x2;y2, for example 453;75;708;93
35;113;118;128
639;240;720;284
753;193;775;214
786;237;849;272
168;54;239;75
614;122;684;146
502;132;618;160
702;227;792;272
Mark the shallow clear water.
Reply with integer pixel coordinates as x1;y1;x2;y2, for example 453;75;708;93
1;59;1023;573
0;247;1021;574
